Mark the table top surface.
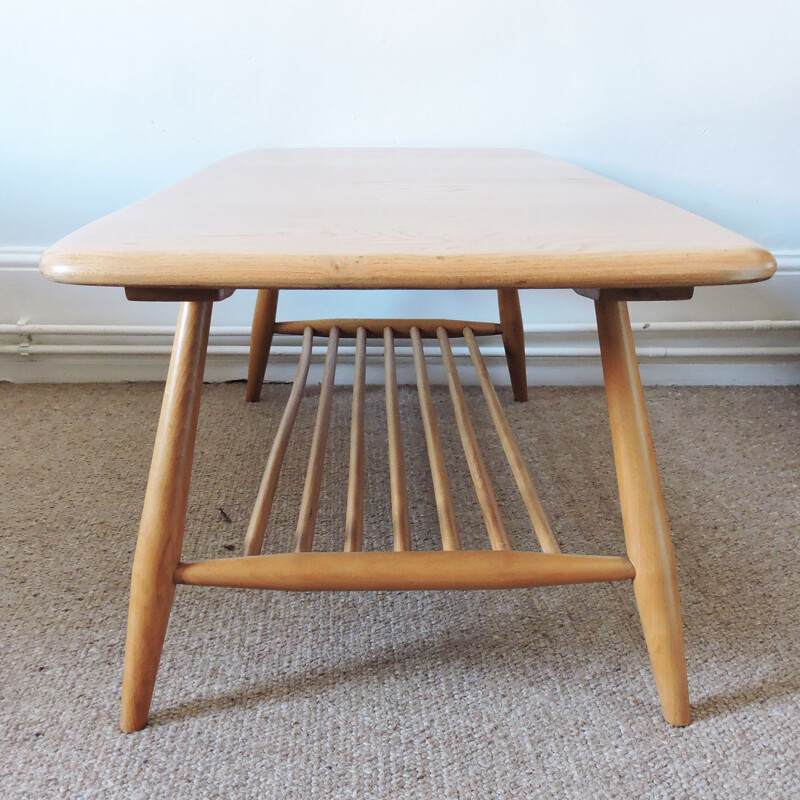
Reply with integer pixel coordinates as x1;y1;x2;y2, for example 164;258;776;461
40;148;775;290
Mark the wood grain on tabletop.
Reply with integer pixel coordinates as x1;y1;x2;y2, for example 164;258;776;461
40;149;775;290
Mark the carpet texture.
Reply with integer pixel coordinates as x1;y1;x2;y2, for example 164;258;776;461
1;382;798;798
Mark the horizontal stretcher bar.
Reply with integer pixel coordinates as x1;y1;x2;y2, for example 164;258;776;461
273;319;502;338
174;551;635;591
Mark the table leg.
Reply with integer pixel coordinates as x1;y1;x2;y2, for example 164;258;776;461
595;299;691;726
246;289;279;402
120;301;212;732
497;289;528;401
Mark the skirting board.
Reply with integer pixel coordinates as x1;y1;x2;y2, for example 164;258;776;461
1;249;799;386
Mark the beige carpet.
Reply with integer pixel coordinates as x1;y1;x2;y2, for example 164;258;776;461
1;382;798;798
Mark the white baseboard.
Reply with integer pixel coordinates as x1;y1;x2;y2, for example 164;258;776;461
1;248;799;385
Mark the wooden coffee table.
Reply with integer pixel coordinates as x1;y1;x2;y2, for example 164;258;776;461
40;149;775;732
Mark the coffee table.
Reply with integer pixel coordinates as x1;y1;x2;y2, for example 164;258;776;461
40;149;775;732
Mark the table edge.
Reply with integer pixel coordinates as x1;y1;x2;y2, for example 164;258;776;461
39;246;776;290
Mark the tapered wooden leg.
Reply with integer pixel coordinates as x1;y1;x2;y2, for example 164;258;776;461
596;299;691;726
120;301;212;732
246;289;280;402
497;289;528;401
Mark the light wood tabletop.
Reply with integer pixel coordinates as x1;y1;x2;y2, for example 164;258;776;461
40;148;775;290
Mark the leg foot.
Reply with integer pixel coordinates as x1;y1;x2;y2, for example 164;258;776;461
596;299;691;726
120;301;212;732
246;289;279;402
497;289;528;401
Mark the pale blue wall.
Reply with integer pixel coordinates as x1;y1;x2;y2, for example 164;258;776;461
2;0;798;250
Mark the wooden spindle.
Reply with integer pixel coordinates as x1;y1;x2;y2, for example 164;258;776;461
464;328;562;554
410;327;461;551
384;328;412;551
344;327;367;552
293;328;340;552
437;328;512;551
243;327;315;556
